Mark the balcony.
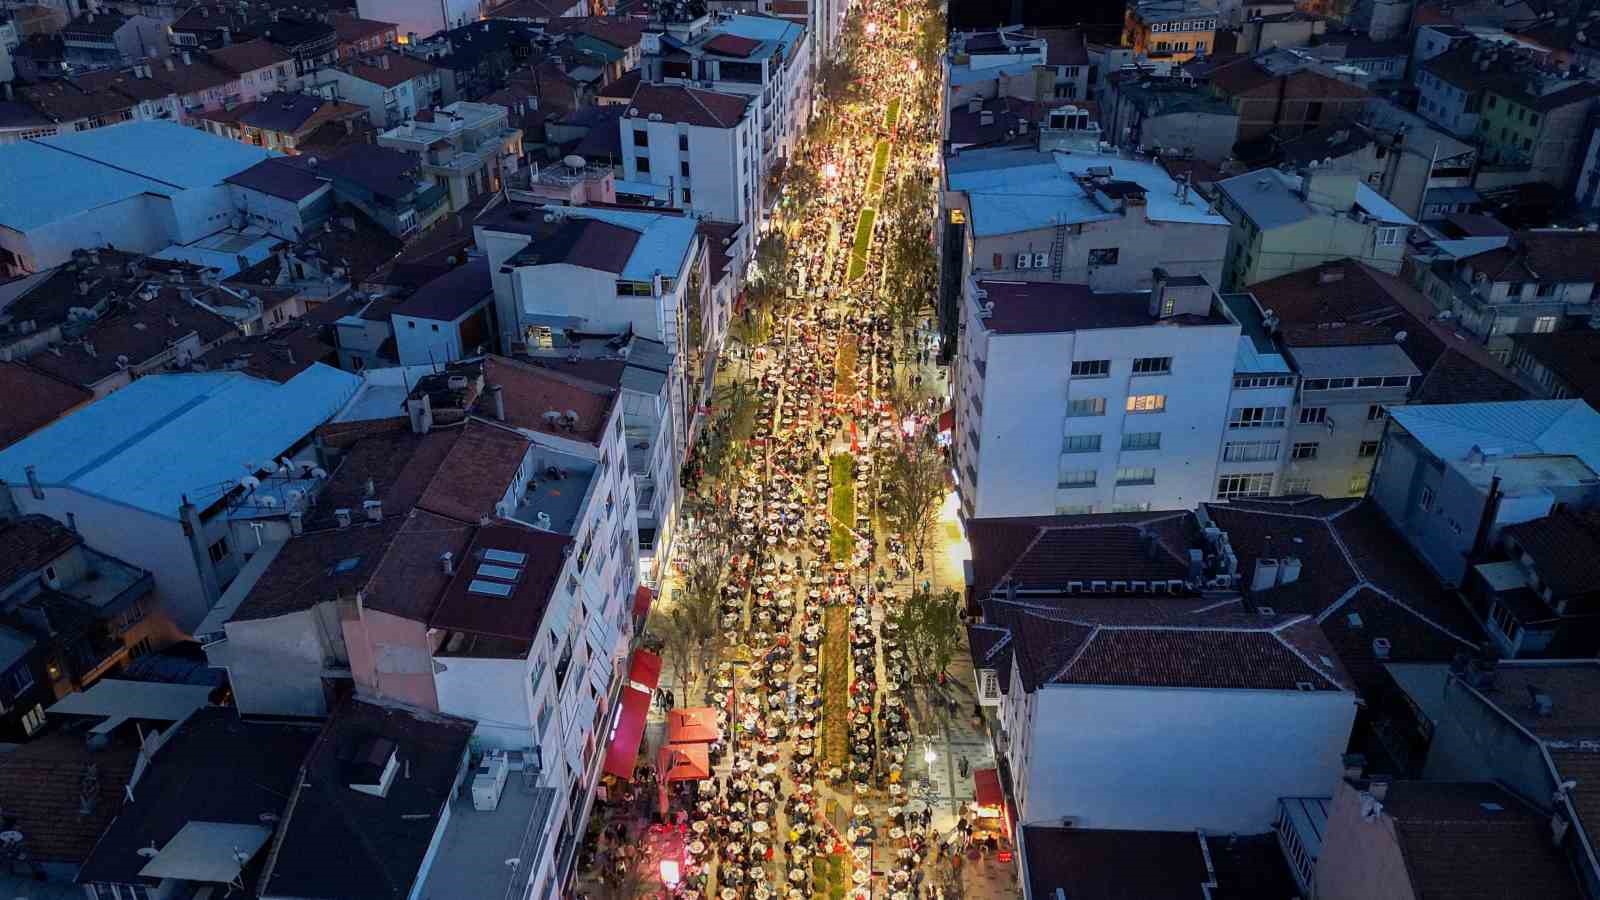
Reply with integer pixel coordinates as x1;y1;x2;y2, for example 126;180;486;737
414;181;449;217
1446;276;1590;319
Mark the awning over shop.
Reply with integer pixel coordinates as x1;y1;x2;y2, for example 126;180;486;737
666;707;722;745
937;409;955;433
974;767;1004;810
633;585;656;619
602;684;652;780
628;648;662;692
659;742;712;782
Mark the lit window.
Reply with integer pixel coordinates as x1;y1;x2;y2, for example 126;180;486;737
1126;394;1166;414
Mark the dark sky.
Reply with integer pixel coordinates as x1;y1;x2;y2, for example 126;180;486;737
946;0;1126;29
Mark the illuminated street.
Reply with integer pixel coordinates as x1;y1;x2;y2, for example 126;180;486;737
577;1;1009;898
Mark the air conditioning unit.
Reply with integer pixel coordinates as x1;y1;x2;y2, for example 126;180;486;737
1016;253;1033;269
1033;252;1049;268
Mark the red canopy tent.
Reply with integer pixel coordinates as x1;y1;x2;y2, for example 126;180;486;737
627;648;662;692
973;767;1010;837
601;685;652;780
632;585;656;620
656;743;713;815
665;707;722;745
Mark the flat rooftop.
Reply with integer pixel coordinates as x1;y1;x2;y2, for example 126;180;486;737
974;279;1229;335
511;444;596;535
418;779;556;900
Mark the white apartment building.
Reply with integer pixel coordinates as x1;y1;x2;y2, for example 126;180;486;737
619;82;760;228
476;200;703;458
953;273;1242;519
943;143;1231;294
310;51;440;128
647;13;813;187
978;592;1358;832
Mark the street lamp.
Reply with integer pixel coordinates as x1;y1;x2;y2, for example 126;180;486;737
923;742;937;766
660;858;681;888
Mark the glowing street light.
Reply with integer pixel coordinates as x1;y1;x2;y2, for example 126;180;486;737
923;742;938;766
823;163;840;179
660;859;681;888
866;21;878;35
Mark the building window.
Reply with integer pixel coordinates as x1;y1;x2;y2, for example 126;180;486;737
1233;375;1294;389
1230;406;1286;428
678;133;689;151
636;157;651;174
1116;466;1156;485
1088;247;1120;266
1067;397;1106;417
1071;359;1110;378
1533;316;1558;333
633;129;648;146
1420;486;1435;511
1223;440;1280;462
1375;226;1402;246
1291;442;1319;460
1299;407;1327;425
1058;469;1097;489
1359;440;1380;458
683;189;692;203
3;664;34;696
20;704;44;736
1282;477;1311;494
208;537;230;564
1348;473;1370;495
680;160;691;177
1490;601;1522;646
1062;434;1102;453
1122;431;1161;451
1132;356;1172;375
1368;404;1387;421
1126;394;1166;414
1217;473;1274;499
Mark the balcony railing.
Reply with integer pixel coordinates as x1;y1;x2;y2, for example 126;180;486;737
414;181;449;216
1448;277;1591;317
530;162;612;186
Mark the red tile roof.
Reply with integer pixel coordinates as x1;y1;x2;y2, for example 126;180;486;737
627;82;753;128
0;733;138;866
703;33;761;57
429;522;571;642
415;420;531;523
207;38;293;75
0;514;80;588
1501;509;1600;602
342;50;437;88
0;362;92;449
967;511;1200;599
482;355;617;444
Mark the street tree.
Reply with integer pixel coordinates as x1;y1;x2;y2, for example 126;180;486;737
593;838;655;900
890;586;963;685
880;431;946;565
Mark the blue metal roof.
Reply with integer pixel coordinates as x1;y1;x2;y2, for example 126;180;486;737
1387;400;1600;474
718;14;804;57
0;364;362;519
0;121;278;232
567;207;699;282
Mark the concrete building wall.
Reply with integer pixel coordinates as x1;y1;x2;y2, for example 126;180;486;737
968;217;1228;293
1280;384;1408;497
959;316;1239;517
343;605;438;710
620;111;755;225
216;603;347;717
434;653;535;749
1137;111;1239;164
1017;683;1357;831
1314;779;1418;900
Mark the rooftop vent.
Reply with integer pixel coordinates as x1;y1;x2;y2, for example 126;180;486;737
342;736;399;798
1372;637;1391;659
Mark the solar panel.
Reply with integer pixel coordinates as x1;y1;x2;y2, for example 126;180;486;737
483;549;529;565
477;564;522;581
467;579;514;597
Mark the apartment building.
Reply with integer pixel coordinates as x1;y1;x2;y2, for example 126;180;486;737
1476;66;1600;190
618;82;759;228
311;50;441;128
1122;0;1218;61
952;274;1243;519
1206;54;1368;144
1098;72;1240;164
1416;229;1600;357
646;13;812;180
378;100;525;210
1214;167;1415;289
943;143;1231;294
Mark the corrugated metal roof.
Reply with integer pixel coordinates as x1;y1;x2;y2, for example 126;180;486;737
0;364;362;519
1387;400;1600;473
1287;343;1420;379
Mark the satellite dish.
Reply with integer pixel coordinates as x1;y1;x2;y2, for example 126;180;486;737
0;830;24;845
136;846;160;858
563;154;585;169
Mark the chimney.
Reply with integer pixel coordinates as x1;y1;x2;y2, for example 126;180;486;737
979;110;995;126
364;476;376;498
289;510;304;535
441;551;454;575
406;392;434;434
164;57;175;71
182;51;192;65
1279;556;1301;585
488;383;506;421
179;495;223;608
1250;557;1280;592
1187;548;1203;582
1367;777;1391;802
363;499;382;522
380;53;390;69
1470;474;1504;560
24;464;43;500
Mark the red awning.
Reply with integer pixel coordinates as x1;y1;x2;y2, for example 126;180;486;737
666;707;722;745
628;648;662;692
602;685;652;780
937;409;955;433
633;585;656;619
974;767;1003;809
658;742;712;782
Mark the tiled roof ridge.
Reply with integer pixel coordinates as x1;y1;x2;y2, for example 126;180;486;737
992;511;1189;589
684;85;730;127
969;622;1012;664
1268;617;1347;690
489;352;620;396
1228;502;1481;647
1049;624;1103;683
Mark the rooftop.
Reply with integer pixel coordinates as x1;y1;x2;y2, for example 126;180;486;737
429;521;572;651
1386;400;1600;491
0;362;91;449
1461;229;1600;284
945;145;1227;237
0;122;277;232
416;770;556;900
1500;509;1600;602
480;201;699;282
481;354;617;445
1022;826;1298;900
1203;497;1483;703
258;697;475;900
626;82;753;128
392;258;493;322
972;279;1228;335
1217;167;1416;230
76;707;318;887
1379;781;1583;900
0;365;361;520
0;731;139;867
967;511;1204;600
225;157;331;201
1509;330;1600;408
23;288;239;390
